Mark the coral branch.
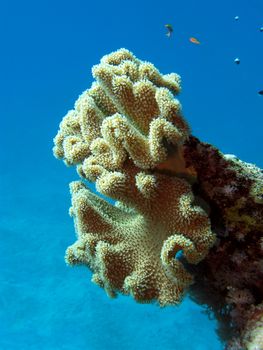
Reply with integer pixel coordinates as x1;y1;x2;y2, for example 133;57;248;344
66;170;214;306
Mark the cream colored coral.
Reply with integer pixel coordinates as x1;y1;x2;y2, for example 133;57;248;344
54;49;215;306
53;48;189;171
66;165;215;306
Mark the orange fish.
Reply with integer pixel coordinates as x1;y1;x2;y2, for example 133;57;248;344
189;37;201;44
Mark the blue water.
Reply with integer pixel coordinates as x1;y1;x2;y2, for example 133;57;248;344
1;0;262;349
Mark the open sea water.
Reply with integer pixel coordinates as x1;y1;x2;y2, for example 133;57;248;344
1;0;262;349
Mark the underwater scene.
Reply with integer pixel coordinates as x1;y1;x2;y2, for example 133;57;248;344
1;0;263;349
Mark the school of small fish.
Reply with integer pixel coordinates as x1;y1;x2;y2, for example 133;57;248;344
164;16;262;95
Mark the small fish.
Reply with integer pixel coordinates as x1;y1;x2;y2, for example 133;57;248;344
234;58;240;64
260;27;263;32
258;90;263;95
165;24;173;37
235;16;239;21
189;37;201;44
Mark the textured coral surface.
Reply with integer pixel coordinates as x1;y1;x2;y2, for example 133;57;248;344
183;137;263;350
66;170;213;306
53;48;189;173
53;49;215;306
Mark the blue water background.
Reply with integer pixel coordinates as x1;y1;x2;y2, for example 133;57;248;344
1;0;262;349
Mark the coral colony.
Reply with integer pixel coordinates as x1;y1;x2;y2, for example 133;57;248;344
53;49;263;350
